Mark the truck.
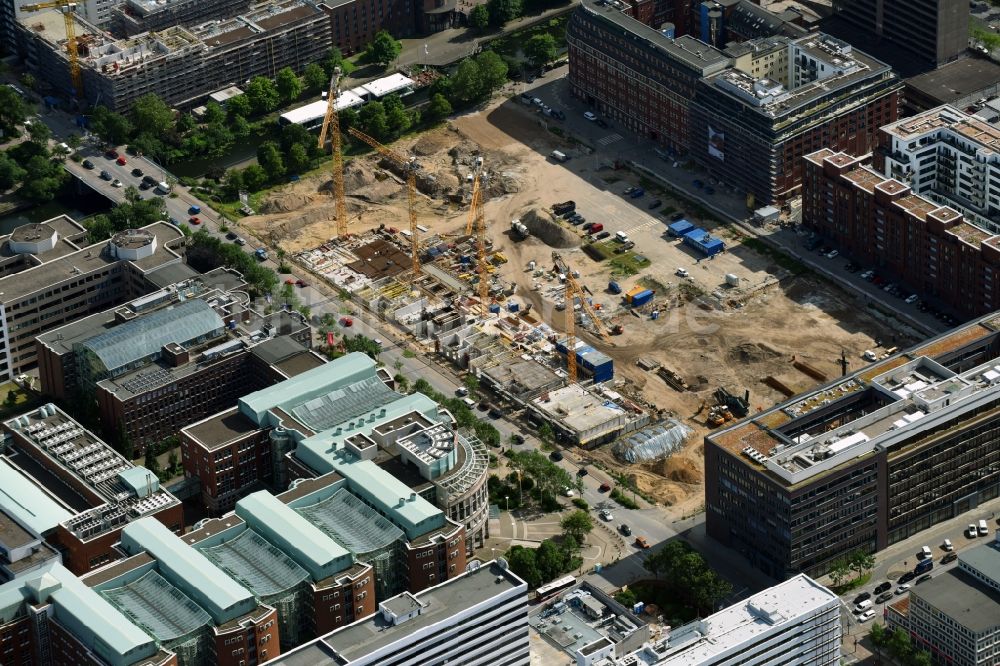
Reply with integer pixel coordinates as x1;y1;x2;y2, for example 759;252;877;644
255;247;269;261
510;219;529;239
553;201;575;215
550;150;569;163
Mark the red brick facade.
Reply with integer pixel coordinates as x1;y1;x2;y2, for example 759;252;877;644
405;527;467;593
181;420;273;515
214;609;280;666
803;149;1000;318
312;571;377;635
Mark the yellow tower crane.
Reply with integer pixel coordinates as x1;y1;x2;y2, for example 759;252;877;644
471;181;490;317
552;252;610;383
464;157;484;236
21;0;83;99
317;67;348;238
347;127;421;276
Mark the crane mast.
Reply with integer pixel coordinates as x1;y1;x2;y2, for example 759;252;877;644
21;0;83;99
317;67;348;238
552;252;610;383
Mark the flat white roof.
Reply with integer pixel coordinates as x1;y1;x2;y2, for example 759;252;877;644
279;92;365;124
652;574;837;665
360;73;414;98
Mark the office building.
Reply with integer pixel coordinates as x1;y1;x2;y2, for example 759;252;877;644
705;313;1000;579
581;574;840;665
886;537;1000;666
0;219;184;382
567;0;900;204
112;0;251;34
86;518;282;666
181;353;490;559
269;559;529;666
832;0;967;68
1;404;182;575
17;0;332;112
803;148;1000;319
877;105;1000;235
37;268;316;451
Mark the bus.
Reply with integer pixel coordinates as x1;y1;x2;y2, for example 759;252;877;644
535;575;576;602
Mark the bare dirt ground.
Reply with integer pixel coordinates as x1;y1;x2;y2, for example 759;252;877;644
239;96;915;510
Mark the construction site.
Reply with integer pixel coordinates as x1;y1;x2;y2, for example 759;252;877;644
234;91;914;511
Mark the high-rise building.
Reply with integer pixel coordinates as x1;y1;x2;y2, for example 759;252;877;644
705;312;1000;578
270;559;530;666
832;0;967;67
886;536;1000;666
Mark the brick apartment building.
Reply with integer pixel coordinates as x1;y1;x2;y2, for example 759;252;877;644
0;219;184;382
38;268;316;451
567;0;900;204
803;148;1000;319
1;405;182;575
705;314;1000;578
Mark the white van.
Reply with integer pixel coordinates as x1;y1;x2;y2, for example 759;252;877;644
462;397;476;408
154;181;170;195
854;599;873;612
979;519;989;537
920;546;932;559
615;231;630;243
550;150;569;163
942;539;953;552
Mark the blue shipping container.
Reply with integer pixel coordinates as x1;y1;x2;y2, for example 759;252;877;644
489;304;501;313
631;289;655;307
667;220;694;237
507;302;520;312
683;228;725;256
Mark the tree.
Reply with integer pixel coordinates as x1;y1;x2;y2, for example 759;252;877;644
26;120;51;146
0;86;29;137
614;588;638;608
342;334;383;359
538;421;555;444
89;106;133;146
507;545;541;588
869;622;887;647
888;628;912;662
476;50;509;94
524;33;557;68
536;539;566;581
427;93;453;122
393;373;410;392
167;449;179;472
303;62;328;92
850;549;876;576
464;374;479;395
450;59;483;105
242;164;268;191
144;446;161;476
364;30;402;67
911;651;932;666
226;94;252;120
560;510;593;543
382;94;411;137
322;46;348;78
358;101;389;140
276;67;304;105
230;115;251;139
245;76;281;115
287;143;310;175
66;133;82;150
828;556;851;587
131;94;175;138
176;112;197;134
4;390;16;407
487;0;522;27
0;151;26;190
257;141;286;181
19;155;66;202
470;4;490;32
203;100;226;125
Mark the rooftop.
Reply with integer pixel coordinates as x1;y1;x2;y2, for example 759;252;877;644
641;574;837;664
905;57;1000;105
958;537;1000;588
182;407;262;450
881;105;1000;156
119;518;256;625
578;0;730;73
0;220;183;303
912;567;1000;633
271;560;527;664
292;487;404;555
197;528;310;597
0;457;73;535
532;384;628;434
100;569;212;642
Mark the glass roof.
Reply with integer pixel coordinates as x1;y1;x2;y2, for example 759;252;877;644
100;570;212;643
80;299;224;372
295;488;404;555
198;529;309;597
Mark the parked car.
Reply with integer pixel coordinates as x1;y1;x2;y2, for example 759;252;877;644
629;188;645;199
635;536;650;549
942;552;958;564
874;582;892;594
131;168;143;177
619;524;631;536
105;149;119;159
582;222;594;231
100;170;112;180
111;179;122;188
583;111;597;121
82;159;94;169
854;592;871;605
116;156;127;166
895;584;911;595
595;231;611;240
512;434;525;445
226;231;237;240
826;249;839;259
188;216;201;225
339;317;353;327
648;199;662;209
599;509;613;521
598;482;611;492
138;181;152;190
550;450;563;461
296;279;308;287
576;468;588;476
916;574;933;584
876;592;893;604
899;572;916;584
671;211;685;221
857;610;876;622
905;294;919;304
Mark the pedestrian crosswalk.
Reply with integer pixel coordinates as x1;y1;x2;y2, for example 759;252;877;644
597;133;623;146
622;217;663;234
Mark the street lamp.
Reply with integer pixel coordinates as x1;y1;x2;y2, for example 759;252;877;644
504;496;509;513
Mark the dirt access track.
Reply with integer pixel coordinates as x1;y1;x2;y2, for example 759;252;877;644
236;94;916;512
